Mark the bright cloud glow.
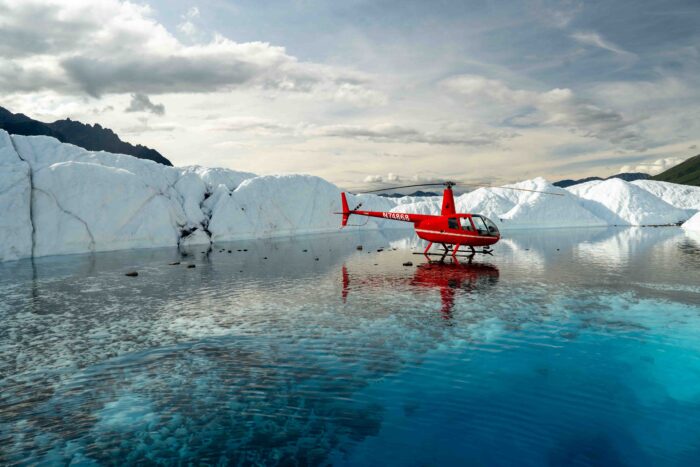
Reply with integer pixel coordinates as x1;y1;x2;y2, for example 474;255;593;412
620;158;687;176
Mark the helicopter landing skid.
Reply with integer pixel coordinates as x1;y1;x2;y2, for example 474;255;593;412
414;249;493;258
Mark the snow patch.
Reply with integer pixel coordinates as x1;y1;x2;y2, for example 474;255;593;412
682;212;700;231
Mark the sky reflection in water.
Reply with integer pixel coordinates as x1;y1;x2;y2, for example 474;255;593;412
1;227;700;466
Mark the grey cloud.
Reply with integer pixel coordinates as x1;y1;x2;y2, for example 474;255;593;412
311;124;514;146
0;60;69;93
546;99;646;149
0;2;95;58
121;118;179;135
92;105;114;115
62;55;264;97
0;0;378;102
445;74;645;149
207;118;296;134
55;46;373;99
125;94;165;116
315;124;419;141
207;117;514;146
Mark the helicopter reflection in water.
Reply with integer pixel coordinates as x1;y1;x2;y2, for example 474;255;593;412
342;258;500;320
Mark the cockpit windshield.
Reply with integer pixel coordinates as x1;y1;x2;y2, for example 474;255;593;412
473;215;499;236
482;216;500;235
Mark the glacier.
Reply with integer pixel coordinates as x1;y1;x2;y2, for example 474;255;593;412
0;129;698;262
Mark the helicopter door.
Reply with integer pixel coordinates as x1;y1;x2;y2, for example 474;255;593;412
447;218;459;230
471;216;489;235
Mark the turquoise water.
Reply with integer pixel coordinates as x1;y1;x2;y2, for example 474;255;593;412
1;228;700;465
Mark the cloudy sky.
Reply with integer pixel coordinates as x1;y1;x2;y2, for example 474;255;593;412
2;0;699;189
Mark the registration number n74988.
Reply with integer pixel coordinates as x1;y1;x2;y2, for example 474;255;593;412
382;212;410;221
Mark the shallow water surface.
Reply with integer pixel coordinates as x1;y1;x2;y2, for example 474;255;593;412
1;228;700;466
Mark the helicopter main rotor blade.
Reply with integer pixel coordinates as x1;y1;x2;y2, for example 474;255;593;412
350;180;563;197
490;186;565;196
353;182;453;194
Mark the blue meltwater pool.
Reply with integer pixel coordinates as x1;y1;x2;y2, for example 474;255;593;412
1;227;700;465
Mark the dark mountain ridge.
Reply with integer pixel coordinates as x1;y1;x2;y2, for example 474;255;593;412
652;154;700;186
378;190;439;198
553;172;650;188
0;106;172;166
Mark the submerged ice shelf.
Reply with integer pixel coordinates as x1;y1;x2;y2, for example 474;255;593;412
1;129;699;262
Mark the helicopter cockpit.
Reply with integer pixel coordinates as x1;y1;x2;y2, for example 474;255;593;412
471;215;499;236
446;215;499;236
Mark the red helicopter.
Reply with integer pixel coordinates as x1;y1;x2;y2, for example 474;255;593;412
338;181;557;258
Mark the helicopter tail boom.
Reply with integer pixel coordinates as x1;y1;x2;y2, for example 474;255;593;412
337;192;433;227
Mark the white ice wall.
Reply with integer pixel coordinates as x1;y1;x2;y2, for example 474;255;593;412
567;179;689;225
207;175;343;241
2;131;259;259
0;131;33;261
206;175;401;241
1;129;698;262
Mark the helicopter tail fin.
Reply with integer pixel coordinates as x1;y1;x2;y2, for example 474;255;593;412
340;192;351;227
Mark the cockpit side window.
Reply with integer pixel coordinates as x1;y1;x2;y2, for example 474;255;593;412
448;217;459;229
460;218;472;231
472;216;488;234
